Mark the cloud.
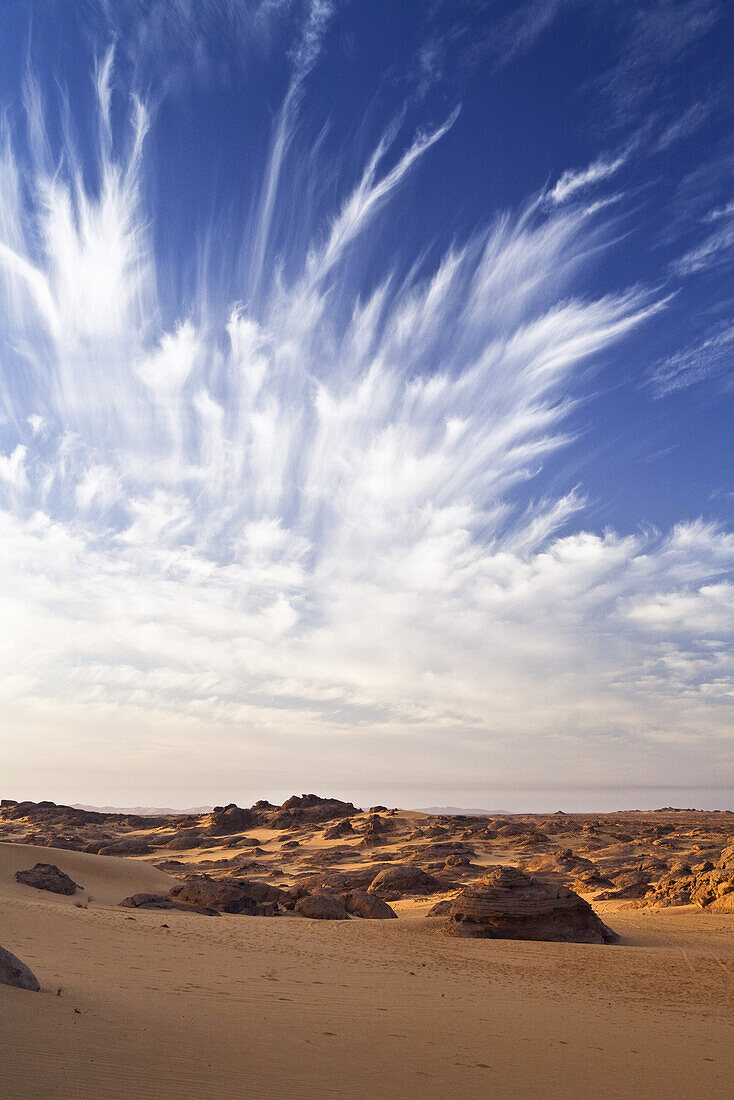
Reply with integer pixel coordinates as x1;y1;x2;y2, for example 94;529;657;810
249;0;335;296
596;0;722;126
653;99;716;151
648;320;734;394
0;14;733;801
548;150;630;205
671;216;734;276
0;444;28;490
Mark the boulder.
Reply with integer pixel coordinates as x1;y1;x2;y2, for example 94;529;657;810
368;864;443;899
0;945;40;991
446;866;619;944
294;894;349;920
15;863;81;895
340;890;397;919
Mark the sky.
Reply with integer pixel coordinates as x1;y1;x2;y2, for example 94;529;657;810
0;0;733;811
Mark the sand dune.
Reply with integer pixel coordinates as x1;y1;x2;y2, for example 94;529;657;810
1;837;733;1098
0;842;175;908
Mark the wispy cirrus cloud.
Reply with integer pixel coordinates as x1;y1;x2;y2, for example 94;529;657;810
671;211;734;276
649;319;734;394
0;8;732;803
595;0;723;127
547;149;631;206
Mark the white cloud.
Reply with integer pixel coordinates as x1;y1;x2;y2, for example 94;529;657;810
0;444;28;490
672;214;734;276
0;31;732;801
649;319;734;394
548;150;630;205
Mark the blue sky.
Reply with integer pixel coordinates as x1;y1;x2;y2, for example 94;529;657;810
0;0;733;809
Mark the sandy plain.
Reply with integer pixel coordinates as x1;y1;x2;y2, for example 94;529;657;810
1;809;734;1099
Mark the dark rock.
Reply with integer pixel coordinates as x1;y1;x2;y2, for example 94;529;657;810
119;893;220;916
96;839;153;856
323;819;355;839
274;795;359;825
15;863;81;895
168;876;277;915
208;805;254;834
225;879;285;905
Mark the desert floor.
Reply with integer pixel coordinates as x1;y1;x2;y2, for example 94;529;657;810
2;841;733;1099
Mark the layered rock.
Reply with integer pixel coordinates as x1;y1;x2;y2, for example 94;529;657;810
446;866;619;944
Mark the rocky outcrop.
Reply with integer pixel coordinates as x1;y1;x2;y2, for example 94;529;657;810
119;893;220;916
296;865;392;895
15;863;82;895
323;819;355;839
427;898;454;917
168;876;277;915
445;866;619;944
360;814;391;847
690;845;734;912
165;830;206;850
271;795;359;829
0;945;40;991
88;838;153;856
594;869;651;901
225;878;285;905
368;864;443;899
294;893;349;920
207;805;254;834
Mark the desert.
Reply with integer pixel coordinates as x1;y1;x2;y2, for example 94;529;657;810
2;795;734;1098
2;2;734;1097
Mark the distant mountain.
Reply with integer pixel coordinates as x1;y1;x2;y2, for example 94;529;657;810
71;804;212;816
416;806;510;816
